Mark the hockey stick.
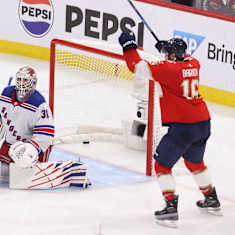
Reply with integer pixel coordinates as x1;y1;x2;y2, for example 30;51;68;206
8;77;13;86
127;0;160;42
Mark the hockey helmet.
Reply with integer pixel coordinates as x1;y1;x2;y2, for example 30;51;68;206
15;66;37;101
161;38;187;61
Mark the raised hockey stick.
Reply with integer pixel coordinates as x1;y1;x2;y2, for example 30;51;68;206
127;0;160;42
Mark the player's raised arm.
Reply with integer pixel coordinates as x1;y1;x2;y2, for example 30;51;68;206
119;31;142;73
119;31;222;227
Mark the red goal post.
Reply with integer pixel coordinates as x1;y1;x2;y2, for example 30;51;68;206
49;38;162;176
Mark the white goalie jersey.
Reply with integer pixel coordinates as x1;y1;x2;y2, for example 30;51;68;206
0;86;90;189
0;85;54;155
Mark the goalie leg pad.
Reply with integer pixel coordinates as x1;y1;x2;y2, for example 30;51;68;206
9;160;89;189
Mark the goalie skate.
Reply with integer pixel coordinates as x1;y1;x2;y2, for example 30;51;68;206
196;187;223;216
154;195;179;228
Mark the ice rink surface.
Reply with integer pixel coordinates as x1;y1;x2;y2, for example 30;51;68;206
0;53;235;235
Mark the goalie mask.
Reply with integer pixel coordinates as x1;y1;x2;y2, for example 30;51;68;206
15;66;37;101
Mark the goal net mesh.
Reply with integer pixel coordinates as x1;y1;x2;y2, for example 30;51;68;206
50;39;186;176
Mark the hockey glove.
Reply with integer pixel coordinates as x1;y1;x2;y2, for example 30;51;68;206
9;142;39;168
119;31;137;52
155;40;168;53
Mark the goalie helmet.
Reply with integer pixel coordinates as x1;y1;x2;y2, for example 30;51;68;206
161;38;187;61
15;66;37;101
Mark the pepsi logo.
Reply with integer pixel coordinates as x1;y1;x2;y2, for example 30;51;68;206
18;0;54;38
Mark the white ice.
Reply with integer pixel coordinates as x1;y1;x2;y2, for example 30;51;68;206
0;53;235;235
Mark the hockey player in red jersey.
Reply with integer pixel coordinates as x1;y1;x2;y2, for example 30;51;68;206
119;31;222;226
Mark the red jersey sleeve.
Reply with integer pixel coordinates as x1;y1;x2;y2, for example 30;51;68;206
123;49;142;73
123;50;210;124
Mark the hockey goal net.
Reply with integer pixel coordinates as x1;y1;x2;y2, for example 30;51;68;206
49;38;165;176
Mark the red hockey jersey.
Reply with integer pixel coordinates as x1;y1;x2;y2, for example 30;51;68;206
123;49;210;124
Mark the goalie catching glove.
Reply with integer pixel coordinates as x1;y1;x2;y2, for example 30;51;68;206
9;142;38;168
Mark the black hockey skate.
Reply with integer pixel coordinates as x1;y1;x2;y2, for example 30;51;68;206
154;195;179;228
196;187;222;216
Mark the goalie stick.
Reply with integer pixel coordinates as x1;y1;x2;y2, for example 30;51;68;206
126;0;160;43
8;77;13;86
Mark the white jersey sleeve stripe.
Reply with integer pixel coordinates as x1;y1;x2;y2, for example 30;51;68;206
0;95;11;104
20;103;38;111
